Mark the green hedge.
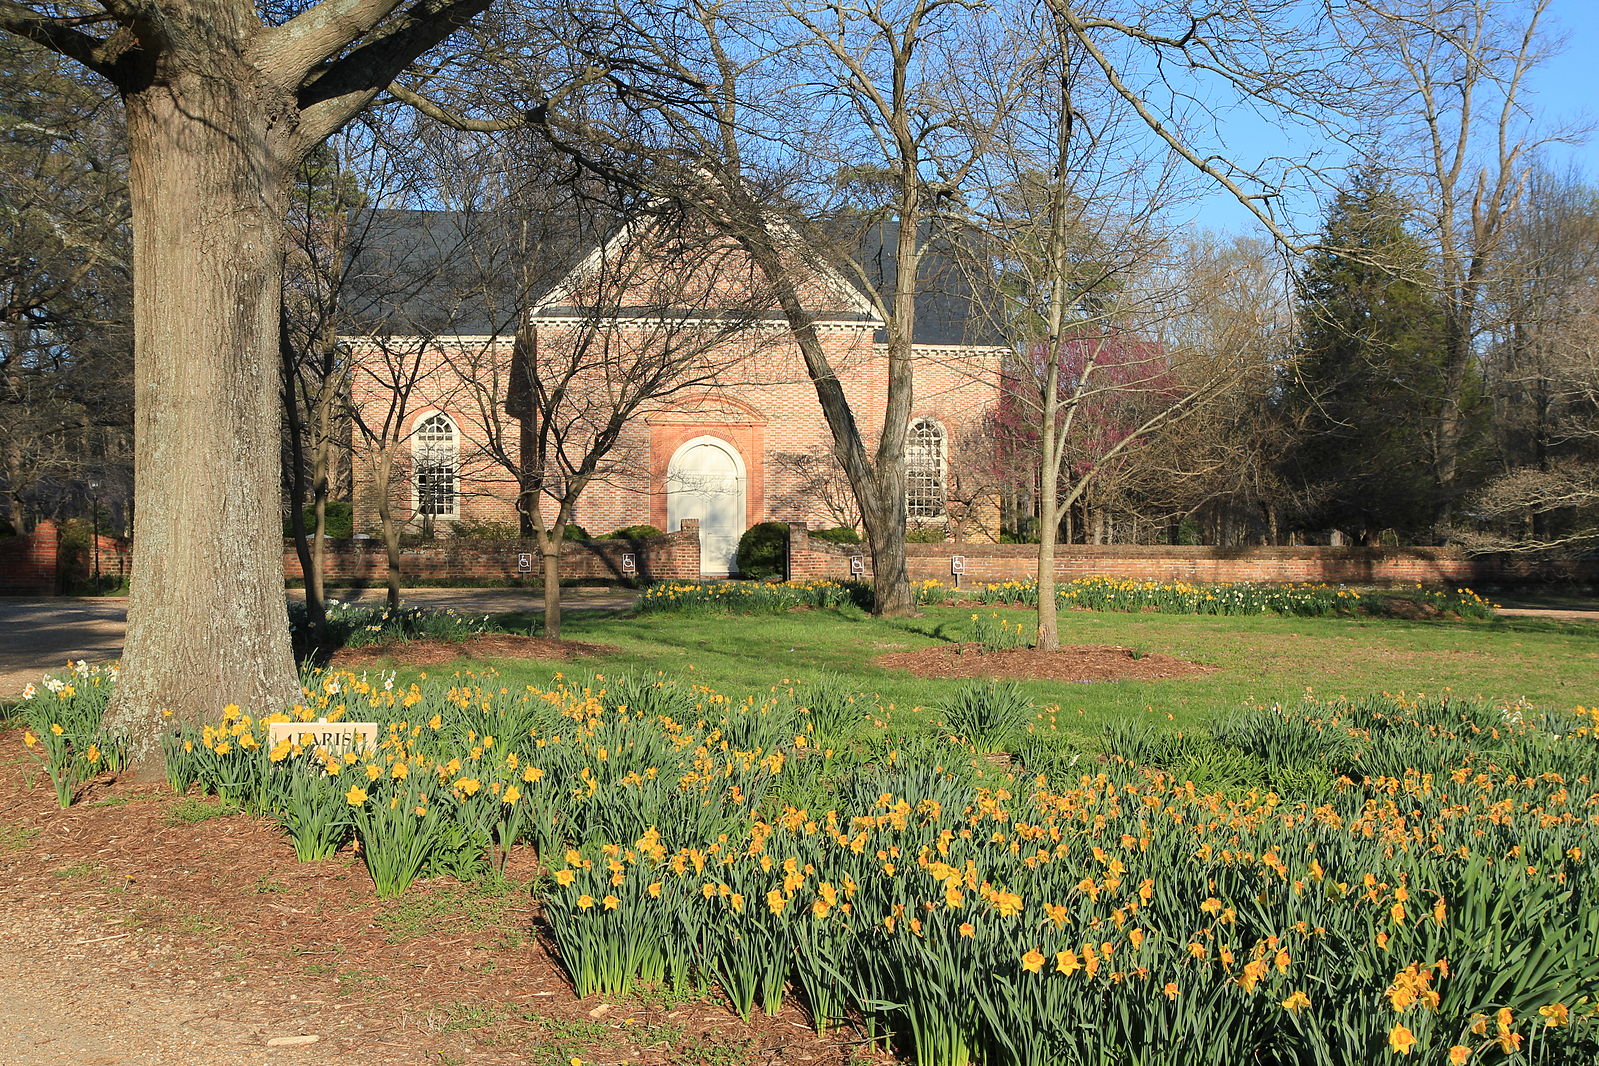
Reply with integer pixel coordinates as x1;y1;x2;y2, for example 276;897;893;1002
735;521;789;580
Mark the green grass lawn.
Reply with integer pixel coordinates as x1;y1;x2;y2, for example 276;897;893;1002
391;603;1599;743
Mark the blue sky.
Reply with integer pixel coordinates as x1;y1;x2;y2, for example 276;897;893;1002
1190;3;1598;236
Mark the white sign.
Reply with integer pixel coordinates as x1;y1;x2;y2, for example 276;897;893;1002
621;553;637;574
517;552;533;573
951;555;966;575
266;721;378;760
849;555;865;575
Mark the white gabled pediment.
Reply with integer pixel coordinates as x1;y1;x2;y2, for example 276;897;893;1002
528;207;883;330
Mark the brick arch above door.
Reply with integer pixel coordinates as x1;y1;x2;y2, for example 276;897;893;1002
650;420;764;534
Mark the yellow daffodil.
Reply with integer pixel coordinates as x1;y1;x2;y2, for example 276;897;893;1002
1539;1003;1570;1028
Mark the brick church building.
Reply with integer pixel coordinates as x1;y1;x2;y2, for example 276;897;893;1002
344;209;1007;575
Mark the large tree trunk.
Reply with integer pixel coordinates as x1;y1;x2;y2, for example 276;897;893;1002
860;484;914;616
729;210;916;619
104;76;301;770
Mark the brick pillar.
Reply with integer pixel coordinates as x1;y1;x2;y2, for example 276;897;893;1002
680;519;701;579
787;521;807;581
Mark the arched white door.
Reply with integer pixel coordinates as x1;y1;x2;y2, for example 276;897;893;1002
666;436;746;576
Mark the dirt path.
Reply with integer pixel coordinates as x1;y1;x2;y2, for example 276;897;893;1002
0;732;861;1066
1494;607;1599;623
0;906;405;1066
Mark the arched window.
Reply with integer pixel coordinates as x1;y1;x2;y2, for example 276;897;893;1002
413;412;459;519
905;417;946;519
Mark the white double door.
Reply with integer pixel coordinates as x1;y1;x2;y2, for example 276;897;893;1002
666;436;746;576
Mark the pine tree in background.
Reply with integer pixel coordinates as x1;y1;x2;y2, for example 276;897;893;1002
1279;172;1466;544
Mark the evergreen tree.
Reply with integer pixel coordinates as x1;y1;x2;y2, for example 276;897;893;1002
1279;172;1453;542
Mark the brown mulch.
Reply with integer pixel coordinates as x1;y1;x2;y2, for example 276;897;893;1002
1377;599;1455;622
876;642;1216;682
330;633;619;667
0;732;878;1066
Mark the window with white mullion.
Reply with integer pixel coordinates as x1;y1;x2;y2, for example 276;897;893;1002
905;417;946;519
413;412;460;519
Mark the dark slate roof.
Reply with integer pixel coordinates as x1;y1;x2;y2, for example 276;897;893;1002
343;208;1000;346
341;208;598;336
850;220;1002;347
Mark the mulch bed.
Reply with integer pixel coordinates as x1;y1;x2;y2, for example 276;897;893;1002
0;730;875;1065
330;634;619;668
876;643;1216;682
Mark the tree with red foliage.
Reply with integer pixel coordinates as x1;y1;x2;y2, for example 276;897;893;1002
1000;323;1216;647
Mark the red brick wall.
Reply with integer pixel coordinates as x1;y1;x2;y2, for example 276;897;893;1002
283;522;702;585
0;521;60;594
786;524;1598;587
0;522;132;595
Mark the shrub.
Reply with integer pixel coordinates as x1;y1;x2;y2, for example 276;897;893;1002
810;526;861;545
907;523;947;543
283;500;354;539
735;521;789;580
563;523;591;542
450;518;520;539
603;524;663;540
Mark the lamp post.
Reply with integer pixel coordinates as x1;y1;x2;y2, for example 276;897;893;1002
88;479;101;586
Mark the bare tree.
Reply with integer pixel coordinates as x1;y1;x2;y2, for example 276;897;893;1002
1138;234;1296;546
405;0;1032;616
280;136;371;654
0;36;131;535
1;0;504;764
1467;165;1599;551
959;0;1353;648
343;207;507;610
445;197;781;638
1347;0;1567;532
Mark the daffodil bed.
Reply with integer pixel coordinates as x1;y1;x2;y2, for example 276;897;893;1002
638;578;1500;621
290;599;513;655
15;663;1599;1066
